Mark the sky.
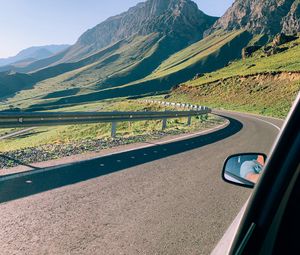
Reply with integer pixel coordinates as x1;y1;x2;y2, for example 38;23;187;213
0;0;234;58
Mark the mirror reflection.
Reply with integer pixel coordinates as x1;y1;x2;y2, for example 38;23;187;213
224;153;266;186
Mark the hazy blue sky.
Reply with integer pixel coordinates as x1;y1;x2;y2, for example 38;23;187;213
0;0;234;58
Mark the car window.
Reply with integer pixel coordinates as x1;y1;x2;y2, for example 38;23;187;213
0;1;299;254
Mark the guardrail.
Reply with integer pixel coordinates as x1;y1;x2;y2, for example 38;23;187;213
0;107;211;138
143;99;208;111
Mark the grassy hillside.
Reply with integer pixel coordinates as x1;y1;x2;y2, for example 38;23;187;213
0;99;224;170
0;72;35;99
145;30;247;79
187;36;300;86
2;30;253;111
2;30;298;119
0;100;164;152
0;34;161;101
1;31;199;111
167;36;300;118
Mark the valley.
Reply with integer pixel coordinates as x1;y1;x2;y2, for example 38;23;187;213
0;0;299;167
0;1;299;254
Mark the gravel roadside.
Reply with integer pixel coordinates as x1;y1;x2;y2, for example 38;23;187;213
0;118;224;170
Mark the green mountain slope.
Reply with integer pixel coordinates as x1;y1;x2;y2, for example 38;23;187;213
16;30;252;110
1;0;299;115
0;0;219;110
142;30;249;79
169;36;300;118
1;34;162;105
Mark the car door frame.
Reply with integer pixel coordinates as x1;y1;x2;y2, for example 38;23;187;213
228;93;300;254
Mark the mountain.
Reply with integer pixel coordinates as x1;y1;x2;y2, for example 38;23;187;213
282;0;300;34
60;0;217;63
170;35;300;118
23;30;251;111
0;45;70;67
0;0;218;102
206;0;300;36
2;0;300;112
4;0;217;74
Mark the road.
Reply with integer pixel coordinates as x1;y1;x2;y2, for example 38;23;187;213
0;127;36;140
0;111;282;255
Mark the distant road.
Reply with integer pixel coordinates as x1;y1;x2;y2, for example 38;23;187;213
0;104;109;140
0;127;36;140
0;111;282;255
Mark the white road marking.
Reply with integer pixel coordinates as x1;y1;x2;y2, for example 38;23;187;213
247;116;281;131
230;112;281;132
215;109;284;121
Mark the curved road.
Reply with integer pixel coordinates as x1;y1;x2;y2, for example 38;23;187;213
0;111;282;255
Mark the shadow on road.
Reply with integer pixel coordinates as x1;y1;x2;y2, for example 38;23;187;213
0;115;242;203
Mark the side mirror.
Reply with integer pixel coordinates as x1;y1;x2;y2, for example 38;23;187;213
222;153;267;188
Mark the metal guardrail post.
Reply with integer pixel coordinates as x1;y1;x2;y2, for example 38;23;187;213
199;114;204;123
187;114;192;126
162;118;167;130
200;113;208;123
111;122;117;138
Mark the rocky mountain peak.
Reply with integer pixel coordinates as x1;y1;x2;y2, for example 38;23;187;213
65;0;217;62
282;0;300;34
206;0;299;36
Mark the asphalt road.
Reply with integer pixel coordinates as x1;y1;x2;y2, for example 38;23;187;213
0;111;282;255
0;127;36;140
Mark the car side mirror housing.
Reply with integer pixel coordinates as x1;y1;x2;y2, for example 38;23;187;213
222;153;267;188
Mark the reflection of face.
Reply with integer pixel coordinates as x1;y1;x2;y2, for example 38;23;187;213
257;155;265;166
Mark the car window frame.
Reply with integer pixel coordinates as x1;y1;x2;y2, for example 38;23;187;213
229;93;300;254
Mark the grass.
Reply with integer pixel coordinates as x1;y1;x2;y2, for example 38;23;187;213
0;33;163;110
0;99;222;152
1;30;299;124
169;79;299;118
145;30;244;79
187;36;300;87
163;36;300;119
0;128;22;137
0;30;251;111
102;30;248;88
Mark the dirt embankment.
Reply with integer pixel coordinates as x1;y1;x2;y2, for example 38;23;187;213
172;71;300;118
239;71;300;82
182;71;300;90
